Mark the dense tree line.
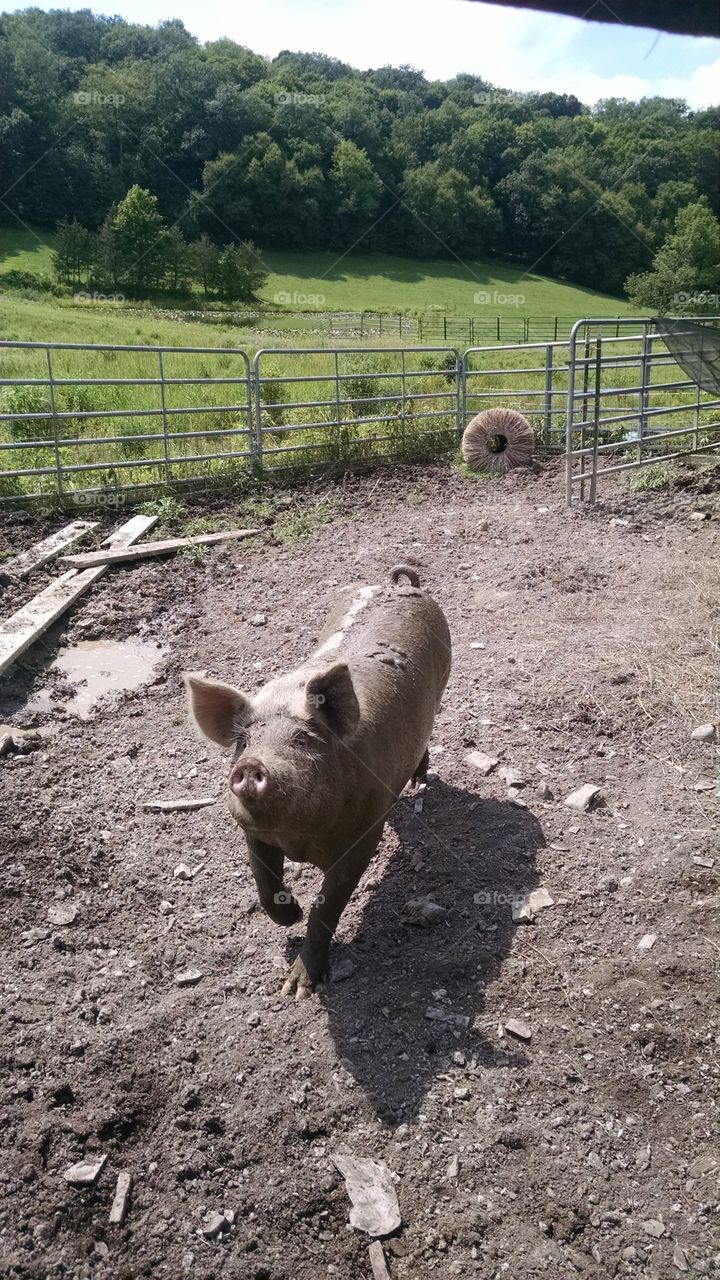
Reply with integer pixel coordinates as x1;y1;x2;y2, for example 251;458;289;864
52;186;268;300
1;8;719;296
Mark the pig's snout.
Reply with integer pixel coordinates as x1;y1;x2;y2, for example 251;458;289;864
230;757;269;801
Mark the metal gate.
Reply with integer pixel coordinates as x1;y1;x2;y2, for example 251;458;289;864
565;317;720;507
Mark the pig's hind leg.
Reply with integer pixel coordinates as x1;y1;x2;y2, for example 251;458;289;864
411;745;429;787
247;837;303;926
281;823;384;1000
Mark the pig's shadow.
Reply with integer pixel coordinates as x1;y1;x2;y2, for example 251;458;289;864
310;778;544;1121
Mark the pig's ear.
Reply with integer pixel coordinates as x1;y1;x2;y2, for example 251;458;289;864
305;663;360;739
184;673;253;747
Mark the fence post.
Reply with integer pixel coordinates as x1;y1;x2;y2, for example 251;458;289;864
443;316;447;341
554;316;558;342
399;313;403;339
46;346;64;503
157;349;172;487
252;352;264;474
638;327;651;463
334;350;343;438
360;311;364;337
418;317;423;343
588;336;602;505
457;350;465;441
580;333;591;501
497;316;500;342
543;344;553;447
565;321;582;509
693;381;701;452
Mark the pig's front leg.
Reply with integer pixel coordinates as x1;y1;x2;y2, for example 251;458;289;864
281;824;384;1000
247;836;303;926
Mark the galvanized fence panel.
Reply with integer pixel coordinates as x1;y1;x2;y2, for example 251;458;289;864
2;323;719;508
564;317;720;506
0;340;253;504
463;340;571;447
253;346;461;472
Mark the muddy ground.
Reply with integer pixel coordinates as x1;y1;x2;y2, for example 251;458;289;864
1;458;719;1280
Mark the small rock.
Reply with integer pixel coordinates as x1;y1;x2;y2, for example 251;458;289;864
64;1155;108;1187
465;751;499;776
453;1087;470;1100
564;783;601;813
504;1018;532;1041
332;1150;401;1237
587;1152;603;1170
642;1219;665;1238
400;895;446;927
691;723;716;742
637;933;657;951
21;926;51;946
248;613;267;627
673;1242;689;1272
47;902;78;927
159;900;174;915
109;1172;133;1225
447;1154;459;1179
175;969;203;987
425;1007;470;1028
687;1153;718;1178
690;510;709;521
539;781;554;801
635;1146;651;1171
173;864;194;881
246;1011;261;1027
469;641;485;650
692;855;715;869
201;1212;231;1239
500;766;525;789
512;887;554;924
369;1239;392;1280
330;955;356;983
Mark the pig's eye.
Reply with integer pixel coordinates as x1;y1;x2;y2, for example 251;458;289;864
234;730;248;754
290;728;317;751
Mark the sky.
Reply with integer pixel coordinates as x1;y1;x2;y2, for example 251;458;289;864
3;0;720;109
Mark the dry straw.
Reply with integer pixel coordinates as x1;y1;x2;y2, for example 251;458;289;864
461;407;535;473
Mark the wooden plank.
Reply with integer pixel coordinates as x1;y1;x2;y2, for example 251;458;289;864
142;797;217;813
5;520;99;579
61;528;262;569
0;515;157;677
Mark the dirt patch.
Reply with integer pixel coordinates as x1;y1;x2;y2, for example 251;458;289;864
1;458;719;1280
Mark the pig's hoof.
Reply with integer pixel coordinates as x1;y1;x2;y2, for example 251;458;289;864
267;896;303;927
281;954;327;1001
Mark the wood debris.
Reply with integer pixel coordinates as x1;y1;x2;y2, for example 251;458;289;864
61;528;261;569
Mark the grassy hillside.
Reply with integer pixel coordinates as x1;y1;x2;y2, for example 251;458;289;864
0;225;634;326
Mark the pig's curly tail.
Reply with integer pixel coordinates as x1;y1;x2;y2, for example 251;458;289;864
390;564;421;588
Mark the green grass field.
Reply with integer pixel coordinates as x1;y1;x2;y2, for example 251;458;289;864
2;225;709;508
0;224;634;322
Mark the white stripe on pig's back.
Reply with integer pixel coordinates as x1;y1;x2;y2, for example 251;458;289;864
313;585;380;658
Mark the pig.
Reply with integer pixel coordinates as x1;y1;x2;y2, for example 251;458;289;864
184;565;451;999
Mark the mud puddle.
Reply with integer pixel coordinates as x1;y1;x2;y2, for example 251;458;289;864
29;637;167;719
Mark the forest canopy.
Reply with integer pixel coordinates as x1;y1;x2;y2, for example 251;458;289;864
1;7;719;296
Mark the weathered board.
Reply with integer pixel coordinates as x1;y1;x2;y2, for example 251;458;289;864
61;528;262;569
5;519;99;579
0;515;158;677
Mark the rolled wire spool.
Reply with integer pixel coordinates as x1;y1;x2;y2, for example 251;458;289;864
461;407;535;474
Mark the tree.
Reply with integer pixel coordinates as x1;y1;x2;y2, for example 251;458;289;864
52;218;93;285
328;141;383;246
215;241;268;303
190;233;220;295
626;202;720;314
111;185;166;287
